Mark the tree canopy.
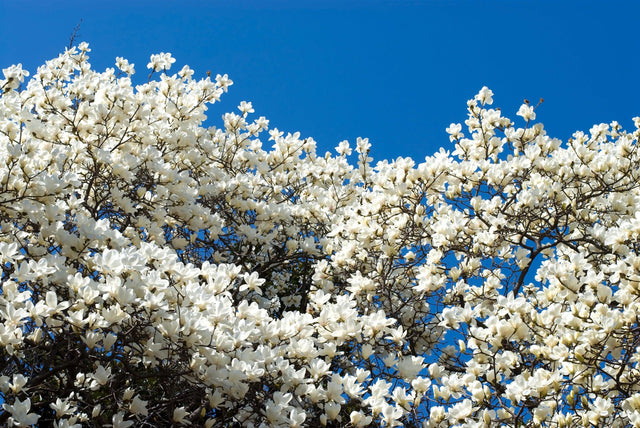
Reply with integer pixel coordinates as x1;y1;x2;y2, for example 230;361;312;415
1;44;640;427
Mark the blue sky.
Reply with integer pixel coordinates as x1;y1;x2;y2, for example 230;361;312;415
2;0;639;162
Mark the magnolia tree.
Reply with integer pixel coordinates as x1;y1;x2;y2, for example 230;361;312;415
1;44;640;427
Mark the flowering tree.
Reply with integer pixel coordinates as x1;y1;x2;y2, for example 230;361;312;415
1;44;640;427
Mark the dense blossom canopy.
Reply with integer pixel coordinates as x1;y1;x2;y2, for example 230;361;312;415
1;44;640;427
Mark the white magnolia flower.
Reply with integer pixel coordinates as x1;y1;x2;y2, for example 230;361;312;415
147;52;176;71
3;398;40;427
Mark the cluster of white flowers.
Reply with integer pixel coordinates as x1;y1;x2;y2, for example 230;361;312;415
1;45;640;427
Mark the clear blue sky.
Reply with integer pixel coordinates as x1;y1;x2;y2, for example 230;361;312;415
2;0;639;162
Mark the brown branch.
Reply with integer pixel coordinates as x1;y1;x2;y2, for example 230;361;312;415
68;19;83;49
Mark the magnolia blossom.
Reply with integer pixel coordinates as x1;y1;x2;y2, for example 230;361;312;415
147;52;175;71
1;44;640;427
3;398;40;427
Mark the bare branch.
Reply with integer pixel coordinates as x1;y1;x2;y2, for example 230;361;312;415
68;19;82;49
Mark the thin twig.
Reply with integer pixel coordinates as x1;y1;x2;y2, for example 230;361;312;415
68;19;83;49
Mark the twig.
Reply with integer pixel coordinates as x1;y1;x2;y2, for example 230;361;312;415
68;19;83;49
